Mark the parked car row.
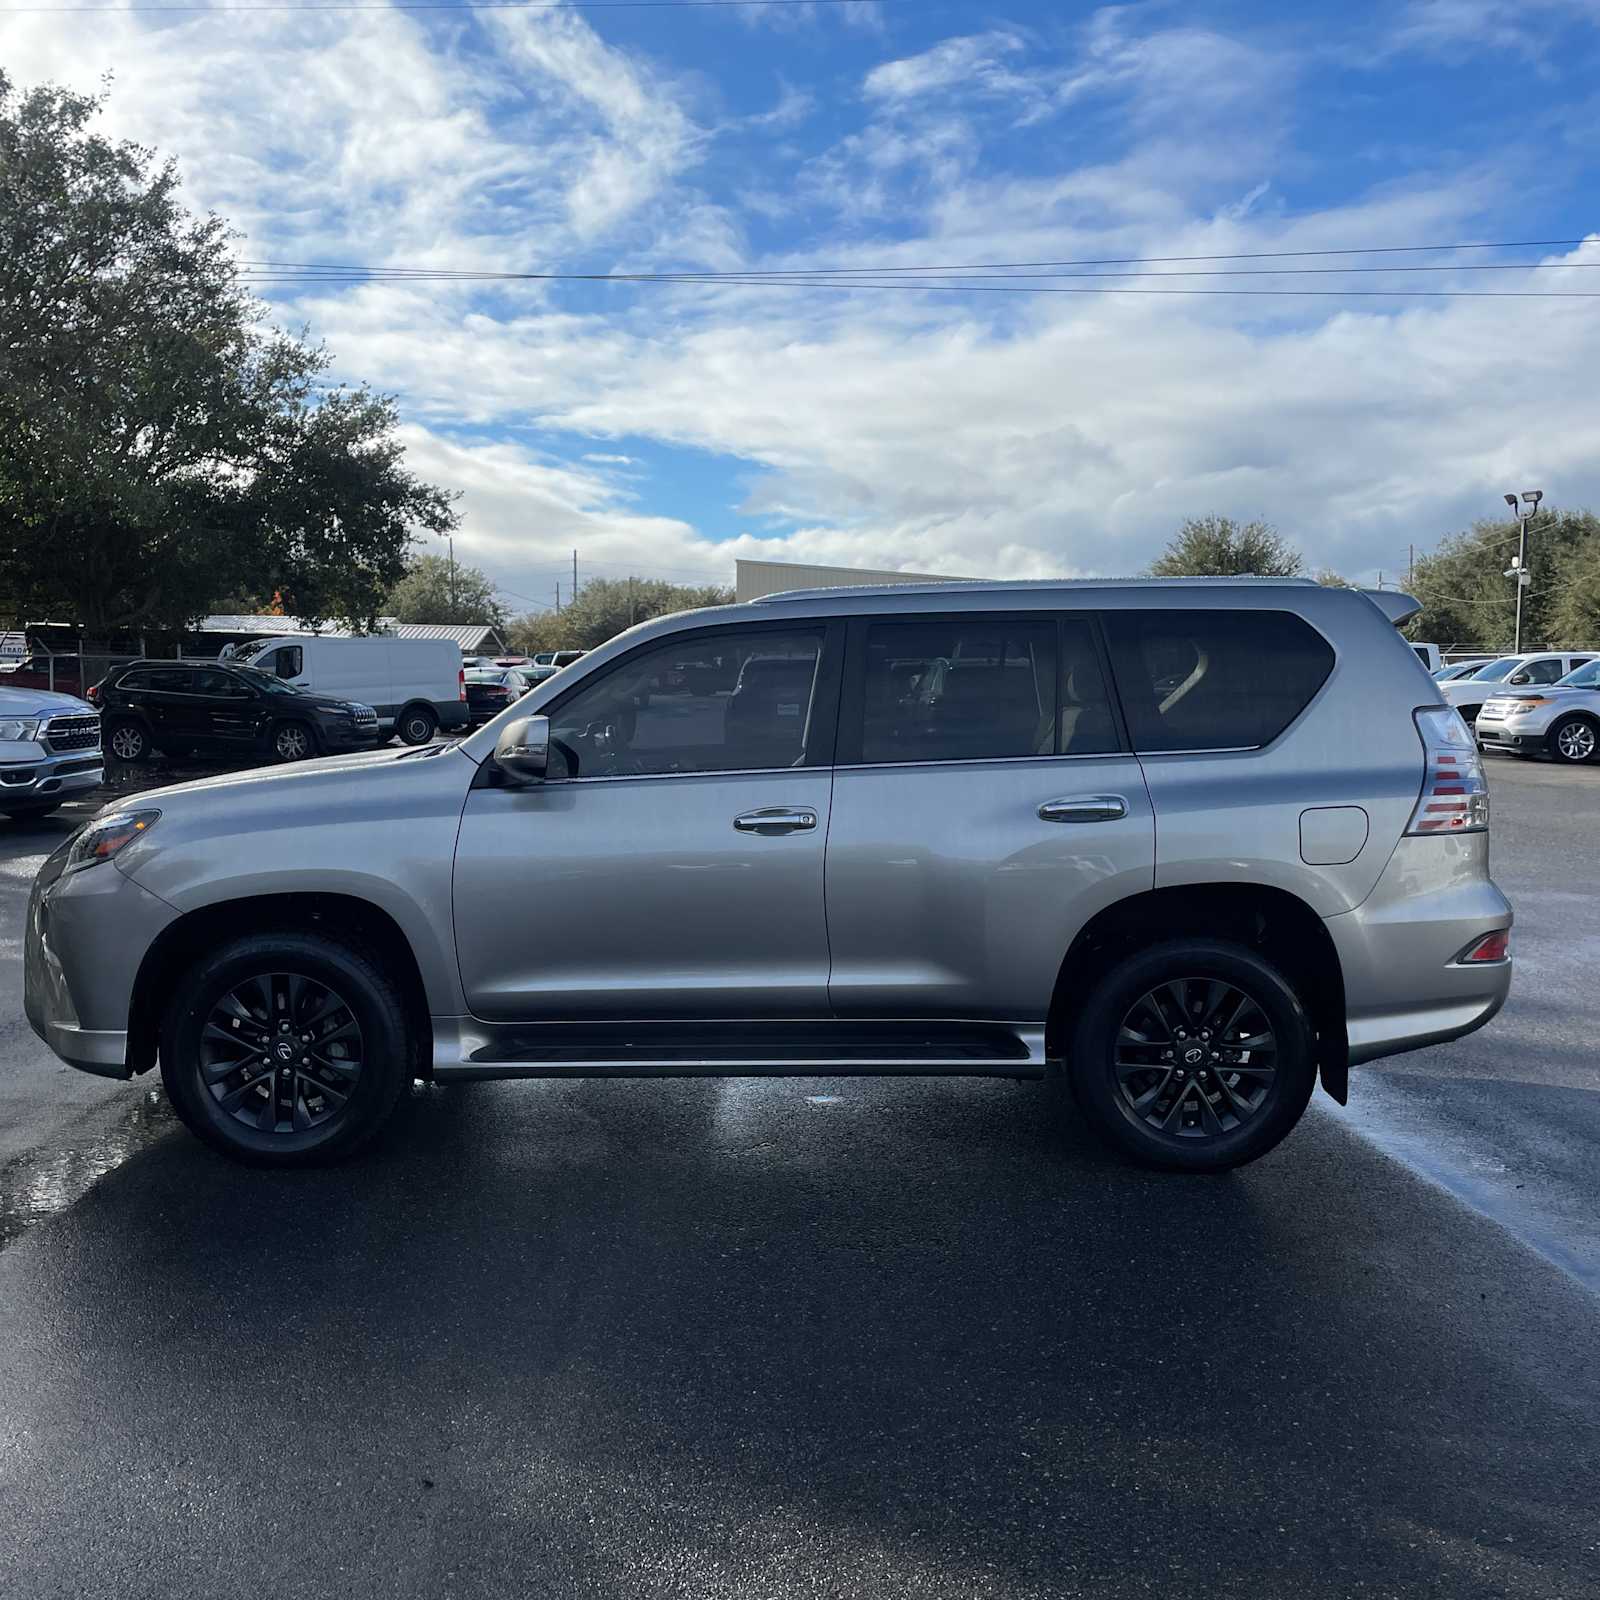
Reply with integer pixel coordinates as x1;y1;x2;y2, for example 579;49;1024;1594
1435;651;1598;750
1476;656;1600;763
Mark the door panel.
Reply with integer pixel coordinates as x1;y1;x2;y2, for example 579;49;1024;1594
825;756;1154;1020
454;771;834;1021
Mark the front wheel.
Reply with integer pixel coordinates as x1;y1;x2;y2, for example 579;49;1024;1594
160;931;414;1165
1548;715;1598;764
272;720;316;762
1066;939;1318;1173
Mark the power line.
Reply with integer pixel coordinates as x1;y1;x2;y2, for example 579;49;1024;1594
238;238;1600;281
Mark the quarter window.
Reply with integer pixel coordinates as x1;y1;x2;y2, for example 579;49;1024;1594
1103;610;1334;752
118;667;192;693
548;628;825;778
856;618;1059;764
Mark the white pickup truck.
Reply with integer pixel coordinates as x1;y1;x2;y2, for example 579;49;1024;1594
0;684;103;821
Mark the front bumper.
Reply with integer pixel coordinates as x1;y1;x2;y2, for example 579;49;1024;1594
1324;832;1512;1067
0;739;103;807
24;846;179;1078
319;720;384;752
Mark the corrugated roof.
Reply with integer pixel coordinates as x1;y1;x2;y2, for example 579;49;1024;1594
386;623;506;650
197;617;505;651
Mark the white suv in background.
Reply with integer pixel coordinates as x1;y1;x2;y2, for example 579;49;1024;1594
1477;657;1600;764
1441;651;1594;726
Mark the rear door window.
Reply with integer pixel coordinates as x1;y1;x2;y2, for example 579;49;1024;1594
851;617;1058;764
1103;610;1334;752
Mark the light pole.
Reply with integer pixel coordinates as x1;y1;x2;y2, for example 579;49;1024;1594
447;535;457;620
1502;489;1543;653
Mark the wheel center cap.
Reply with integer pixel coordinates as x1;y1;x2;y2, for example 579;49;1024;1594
1184;1046;1206;1066
274;1040;296;1062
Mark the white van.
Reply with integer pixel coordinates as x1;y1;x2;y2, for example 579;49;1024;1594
230;636;469;744
1410;642;1442;672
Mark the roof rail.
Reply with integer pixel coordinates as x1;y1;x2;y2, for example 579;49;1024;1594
752;575;1319;604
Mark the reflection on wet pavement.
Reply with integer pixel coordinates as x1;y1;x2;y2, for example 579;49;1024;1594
0;1087;177;1251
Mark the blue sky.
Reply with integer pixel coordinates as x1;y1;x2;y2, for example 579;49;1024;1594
8;0;1600;609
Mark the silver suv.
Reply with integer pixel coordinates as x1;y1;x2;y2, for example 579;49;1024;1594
25;579;1513;1173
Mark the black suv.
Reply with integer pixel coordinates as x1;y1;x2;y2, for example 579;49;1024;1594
91;661;382;765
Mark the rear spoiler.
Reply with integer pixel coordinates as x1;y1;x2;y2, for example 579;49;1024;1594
1359;588;1423;627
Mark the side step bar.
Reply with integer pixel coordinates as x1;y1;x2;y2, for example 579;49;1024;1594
429;1019;1048;1081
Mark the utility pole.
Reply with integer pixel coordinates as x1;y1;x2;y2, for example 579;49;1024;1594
1503;489;1544;653
1407;544;1414;591
572;549;579;604
554;582;561;613
447;535;457;619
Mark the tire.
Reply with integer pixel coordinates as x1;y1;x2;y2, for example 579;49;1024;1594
1065;939;1318;1173
159;930;413;1166
106;718;151;764
396;705;438;746
1548;715;1599;765
3;802;62;821
271;720;316;762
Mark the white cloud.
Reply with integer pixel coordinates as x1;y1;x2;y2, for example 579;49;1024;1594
864;31;1031;104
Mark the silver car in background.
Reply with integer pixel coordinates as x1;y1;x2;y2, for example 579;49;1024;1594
25;578;1512;1173
1477;656;1600;763
0;685;103;822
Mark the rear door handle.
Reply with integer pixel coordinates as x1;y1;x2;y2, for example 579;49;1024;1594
1038;795;1128;824
733;807;818;835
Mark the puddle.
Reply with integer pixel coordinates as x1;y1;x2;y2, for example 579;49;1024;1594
0;1087;177;1252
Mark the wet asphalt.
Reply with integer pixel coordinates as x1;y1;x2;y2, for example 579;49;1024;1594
0;756;1597;1599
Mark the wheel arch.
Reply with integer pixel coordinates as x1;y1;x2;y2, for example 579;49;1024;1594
1045;883;1349;1103
127;892;432;1077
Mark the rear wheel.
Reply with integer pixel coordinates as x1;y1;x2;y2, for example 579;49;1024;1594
1548;715;1598;764
397;705;438;746
106;719;150;763
1066;939;1317;1173
160;931;413;1166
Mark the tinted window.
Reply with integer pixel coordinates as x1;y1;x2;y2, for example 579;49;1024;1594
1104;610;1334;752
1470;658;1519;681
549;628;824;778
1516;658;1565;684
191;668;248;697
117;667;192;693
856;618;1058;764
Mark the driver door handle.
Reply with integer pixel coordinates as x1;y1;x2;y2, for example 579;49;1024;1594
733;807;818;835
1038;795;1128;824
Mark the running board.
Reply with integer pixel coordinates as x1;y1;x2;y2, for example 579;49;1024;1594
429;1019;1048;1081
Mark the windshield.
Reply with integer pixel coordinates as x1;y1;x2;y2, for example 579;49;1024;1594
230;639;269;664
1558;659;1600;688
1467;657;1520;681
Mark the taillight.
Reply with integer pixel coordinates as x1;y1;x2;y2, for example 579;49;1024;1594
1456;929;1510;963
86;684;100;703
1406;706;1489;835
458;667;467;702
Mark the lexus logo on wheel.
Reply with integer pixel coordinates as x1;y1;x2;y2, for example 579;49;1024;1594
274;1040;296;1062
1184;1046;1205;1065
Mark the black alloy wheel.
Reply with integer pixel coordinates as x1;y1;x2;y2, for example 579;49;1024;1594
1113;978;1276;1139
161;931;413;1165
199;971;364;1137
1066;939;1318;1173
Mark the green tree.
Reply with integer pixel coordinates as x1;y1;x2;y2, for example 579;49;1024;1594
386;553;505;625
1314;569;1353;588
1407;510;1599;648
0;72;455;633
1147;515;1304;578
507;577;733;653
1547;529;1600;648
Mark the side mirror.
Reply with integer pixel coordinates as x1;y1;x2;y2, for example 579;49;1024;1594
1509;672;1531;685
495;715;549;783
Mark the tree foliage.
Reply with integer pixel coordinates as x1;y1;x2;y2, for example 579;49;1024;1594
0;72;455;633
1147;515;1304;578
507;577;734;653
1407;510;1600;647
385;553;505;626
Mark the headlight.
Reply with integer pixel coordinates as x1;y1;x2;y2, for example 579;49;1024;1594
66;809;161;871
1507;699;1548;715
0;717;43;741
